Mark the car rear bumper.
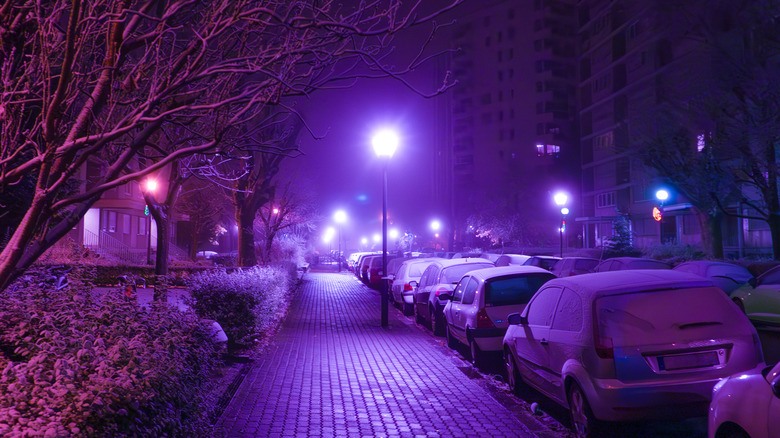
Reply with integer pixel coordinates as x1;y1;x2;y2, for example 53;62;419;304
470;327;507;352
586;375;725;421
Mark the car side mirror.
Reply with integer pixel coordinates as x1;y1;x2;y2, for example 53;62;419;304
439;292;452;301
507;313;526;325
409;281;418;288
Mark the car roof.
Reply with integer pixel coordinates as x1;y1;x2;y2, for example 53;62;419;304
675;260;746;269
544;270;713;298
430;257;493;268
464;265;554;281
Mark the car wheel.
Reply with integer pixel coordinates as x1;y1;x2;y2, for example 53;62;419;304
415;306;424;325
567;381;601;438
717;425;750;438
403;303;413;316
504;349;523;395
431;310;444;336
446;325;458;349
469;336;482;367
732;298;746;314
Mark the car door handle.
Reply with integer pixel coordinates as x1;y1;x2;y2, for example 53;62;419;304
540;338;548;345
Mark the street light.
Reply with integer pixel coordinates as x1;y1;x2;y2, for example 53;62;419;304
656;189;669;243
334;209;347;272
373;129;398;328
554;192;568;258
430;220;441;250
143;178;158;265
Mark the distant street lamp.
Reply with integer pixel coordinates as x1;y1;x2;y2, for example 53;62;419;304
373;129;398;328
430;220;441;250
143;178;158;265
334;209;347;272
554;192;568;258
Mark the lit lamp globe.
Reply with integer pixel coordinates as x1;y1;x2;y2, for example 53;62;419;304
430;220;441;231
656;189;669;202
333;209;347;224
561;207;570;215
553;192;568;207
372;129;399;158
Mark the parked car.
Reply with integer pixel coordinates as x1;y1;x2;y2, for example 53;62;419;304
366;254;401;289
730;264;780;327
593;257;671;272
412;258;494;335
524;255;561;271
673;260;755;295
441;266;555;366
494;254;531;266
550;257;599;277
358;254;379;283
708;361;780;438
479;252;502;263
390;258;439;315
503;270;764;437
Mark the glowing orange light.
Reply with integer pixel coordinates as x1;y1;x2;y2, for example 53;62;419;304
652;207;663;222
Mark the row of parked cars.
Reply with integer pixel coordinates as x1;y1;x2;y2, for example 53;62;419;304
347;251;779;438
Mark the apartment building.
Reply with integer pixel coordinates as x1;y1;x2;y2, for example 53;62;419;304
438;0;579;249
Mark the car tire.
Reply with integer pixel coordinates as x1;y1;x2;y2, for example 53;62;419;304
504;350;523;395
403;303;413;316
431;310;445;336
732;298;746;314
415;307;423;325
446;325;458;349
717;425;750;438
469;336;482;367
567;381;601;438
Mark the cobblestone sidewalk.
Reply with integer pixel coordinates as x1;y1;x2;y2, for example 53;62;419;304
215;272;543;438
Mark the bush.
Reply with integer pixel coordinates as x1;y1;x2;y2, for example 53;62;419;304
644;242;706;264
0;285;218;437
187;266;290;353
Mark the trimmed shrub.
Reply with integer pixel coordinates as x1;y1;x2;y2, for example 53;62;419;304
187;266;290;353
0;285;218;437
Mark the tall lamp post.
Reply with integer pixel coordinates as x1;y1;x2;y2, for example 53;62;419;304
373;129;398;328
143;178;158;265
554;192;568;258
655;189;669;243
430;220;441;250
334;209;347;272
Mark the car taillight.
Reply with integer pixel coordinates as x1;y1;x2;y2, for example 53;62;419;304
476;308;495;328
593;308;613;359
435;287;448;297
403;283;413;292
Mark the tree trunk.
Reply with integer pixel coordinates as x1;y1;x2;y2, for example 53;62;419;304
697;210;724;259
154;210;170;275
236;203;257;267
769;213;780;260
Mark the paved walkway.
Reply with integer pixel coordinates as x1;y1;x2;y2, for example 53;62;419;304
215;272;544;438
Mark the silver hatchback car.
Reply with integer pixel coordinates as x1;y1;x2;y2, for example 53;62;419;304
503;270;764;438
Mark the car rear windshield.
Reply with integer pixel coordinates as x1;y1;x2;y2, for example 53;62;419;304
441;263;493;284
485;273;555;307
533;258;558;270
574;259;598;270
595;287;742;346
408;263;427;277
628;260;669;269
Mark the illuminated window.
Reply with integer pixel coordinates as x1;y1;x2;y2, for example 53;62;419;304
536;144;545;155
697;134;706;152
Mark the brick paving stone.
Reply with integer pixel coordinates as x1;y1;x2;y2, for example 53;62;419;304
215;273;545;437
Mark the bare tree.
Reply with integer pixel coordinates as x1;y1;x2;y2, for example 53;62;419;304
256;180;318;264
177;179;229;260
0;0;462;290
637;0;780;258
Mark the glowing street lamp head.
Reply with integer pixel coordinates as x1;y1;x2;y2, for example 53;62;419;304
553;191;568;207
430;220;441;231
372;233;381;243
561;207;570;215
656;189;669;202
361;237;368;245
372;129;399;158
389;228;399;239
333;209;347;224
272;207;279;215
144;178;158;193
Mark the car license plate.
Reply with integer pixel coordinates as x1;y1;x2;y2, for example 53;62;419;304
659;351;719;371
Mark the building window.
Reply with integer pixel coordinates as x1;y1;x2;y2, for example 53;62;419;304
138;217;146;235
107;211;117;233
697;133;706;152
122;214;131;234
536;144;561;157
597;192;616;208
594;131;614;150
